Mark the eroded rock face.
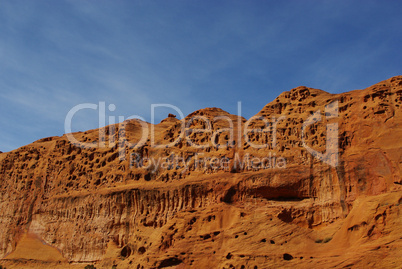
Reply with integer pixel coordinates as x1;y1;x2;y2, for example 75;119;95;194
0;76;401;268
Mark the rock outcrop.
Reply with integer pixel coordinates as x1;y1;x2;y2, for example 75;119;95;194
0;76;401;268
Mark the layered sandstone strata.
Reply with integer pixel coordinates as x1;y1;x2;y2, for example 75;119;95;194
0;76;401;268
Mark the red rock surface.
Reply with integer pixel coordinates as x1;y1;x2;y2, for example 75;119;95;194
0;76;401;268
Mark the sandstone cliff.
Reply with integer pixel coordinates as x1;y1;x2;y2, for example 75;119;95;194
0;76;401;268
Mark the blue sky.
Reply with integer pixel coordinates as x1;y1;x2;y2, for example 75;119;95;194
1;0;401;152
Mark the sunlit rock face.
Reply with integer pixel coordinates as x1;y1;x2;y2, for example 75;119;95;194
0;76;401;268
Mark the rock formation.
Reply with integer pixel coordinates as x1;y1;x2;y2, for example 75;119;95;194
0;76;401;268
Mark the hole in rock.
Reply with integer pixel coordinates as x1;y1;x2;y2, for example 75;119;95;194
158;257;183;268
121;245;132;258
138;246;146;254
283;253;293;260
